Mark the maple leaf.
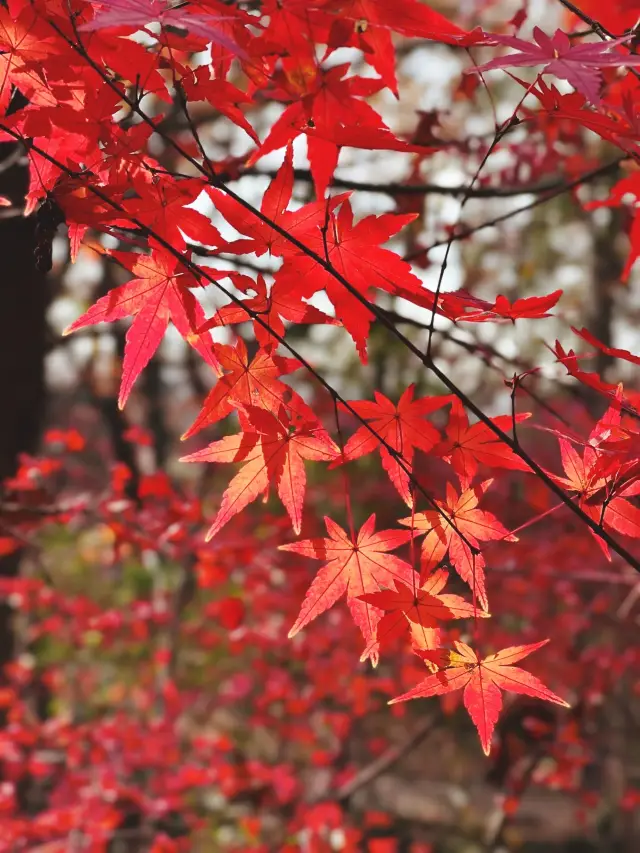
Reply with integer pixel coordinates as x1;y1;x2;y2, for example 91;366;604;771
357;567;488;662
246;61;407;195
275;198;425;359
434;399;531;487
63;250;218;409
112;173;223;254
281;515;417;661
585;172;640;280
181;339;306;440
0;4;58;111
399;480;517;610
80;0;246;58
181;67;259;143
564;0;640;34
571;327;640;368
335;386;451;505
461;290;563;323
320;0;484;95
402;286;494;323
549;340;621;400
196;272;338;349
181;406;339;538
389;639;570;755
547;394;640;558
526;79;640;154
469;27;640;104
206;144;340;257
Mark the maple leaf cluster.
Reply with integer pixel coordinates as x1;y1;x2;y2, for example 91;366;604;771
0;0;640;831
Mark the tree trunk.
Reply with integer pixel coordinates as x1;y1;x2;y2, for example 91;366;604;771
0;142;47;674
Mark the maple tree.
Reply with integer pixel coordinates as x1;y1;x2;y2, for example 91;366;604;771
0;0;639;849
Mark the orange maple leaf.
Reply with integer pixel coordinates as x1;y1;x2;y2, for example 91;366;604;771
181;406;339;538
182;339;306;440
357;567;488;662
399;479;517;610
390;639;569;755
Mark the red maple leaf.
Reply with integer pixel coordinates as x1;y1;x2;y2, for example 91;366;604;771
335;386;451;505
120;173;223;253
585;171;640;280
357;567;488;662
246;61;412;195
80;0;245;58
196;272;337;349
0;4;58;111
547;393;640;558
276;198;425;359
320;0;483;94
181;67;259;144
461;290;563;323
207;144;341;256
281;514;416;662
63;250;218;408
389;639;570;755
549;340;621;400
181;406;339;538
434;399;531;488
571;327;640;367
525;78;640;155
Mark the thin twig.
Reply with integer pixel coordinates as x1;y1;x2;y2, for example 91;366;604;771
333;712;442;803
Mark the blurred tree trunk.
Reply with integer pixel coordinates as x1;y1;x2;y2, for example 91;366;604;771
590;210;623;380
0;142;47;675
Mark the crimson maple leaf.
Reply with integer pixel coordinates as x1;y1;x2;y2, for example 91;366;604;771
275;198;425;359
335;386;451;505
549;340;620;400
242;56;423;199
281;515;416;663
320;0;483;95
181;67;259;144
246;61;413;195
196;272;337;349
357;567;488;662
547;394;640;558
470;28;640;104
63;250;218;409
524;79;640;155
181;406;339;538
110;172;223;253
434;399;531;488
461;290;563;323
399;479;517;610
585;171;640;280
207;144;341;257
571;327;640;368
389;639;569;755
0;4;58;112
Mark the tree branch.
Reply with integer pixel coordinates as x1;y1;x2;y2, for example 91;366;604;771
333;712;442;803
246;167;575;199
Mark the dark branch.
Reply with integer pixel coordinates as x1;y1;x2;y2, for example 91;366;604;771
246;167;574;199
